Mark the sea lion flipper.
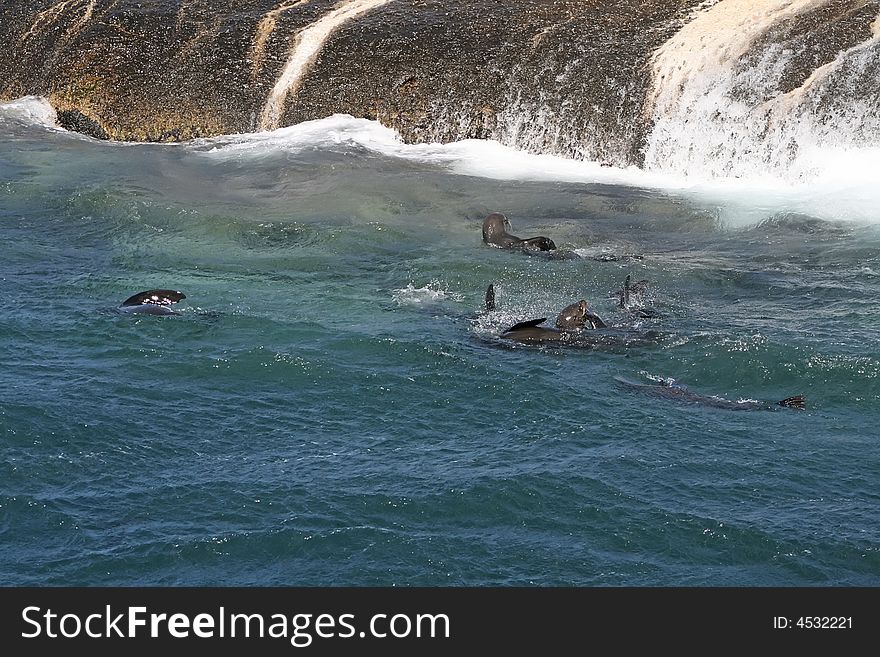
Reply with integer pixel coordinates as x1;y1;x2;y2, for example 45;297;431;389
776;395;806;410
519;236;557;252
505;318;548;332
485;284;496;311
121;289;186;307
585;310;607;329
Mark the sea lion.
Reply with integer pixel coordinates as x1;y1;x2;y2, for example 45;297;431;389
613;275;649;308
614;376;805;411
610;274;661;319
117;289;186;315
484;283;496;312
555;300;607;330
500;317;568;343
482;286;660;348
484;281;607;343
482;213;557;253
500;298;607;343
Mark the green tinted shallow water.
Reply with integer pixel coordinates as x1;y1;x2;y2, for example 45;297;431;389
1;107;879;586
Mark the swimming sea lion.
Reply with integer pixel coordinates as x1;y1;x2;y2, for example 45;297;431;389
614;375;805;411
117;289;186;315
610;275;661;319
499;298;607;343
500;317;568;343
482;213;557;253
555;300;607;330
613;275;649;308
484;289;660;348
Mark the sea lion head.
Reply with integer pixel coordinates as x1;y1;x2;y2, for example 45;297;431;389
555;300;590;329
482;213;512;242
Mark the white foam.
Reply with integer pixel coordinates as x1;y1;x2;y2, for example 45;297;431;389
391;282;463;305
640;371;677;386
0;96;59;129
198;113;685;186
644;0;880;190
5;93;880;227
196;112;401;154
195;113;880;226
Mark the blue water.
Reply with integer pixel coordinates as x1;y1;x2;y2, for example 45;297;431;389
1;102;879;586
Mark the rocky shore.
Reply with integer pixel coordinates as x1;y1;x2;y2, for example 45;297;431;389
2;1;876;169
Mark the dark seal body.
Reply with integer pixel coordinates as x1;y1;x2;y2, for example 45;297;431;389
614;376;805;411
500;299;607;343
482;213;557;252
500;318;568;343
117;289;186;315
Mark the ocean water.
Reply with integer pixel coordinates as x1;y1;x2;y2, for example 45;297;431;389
1;97;879;586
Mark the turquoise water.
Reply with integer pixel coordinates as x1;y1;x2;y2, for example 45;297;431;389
1;102;879;586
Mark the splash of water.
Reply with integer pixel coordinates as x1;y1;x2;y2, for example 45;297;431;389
258;0;391;131
184;112;880;225
0;96;59;128
643;0;880;181
8;94;880;226
391;282;463;306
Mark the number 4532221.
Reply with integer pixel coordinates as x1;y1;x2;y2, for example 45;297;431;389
773;617;852;629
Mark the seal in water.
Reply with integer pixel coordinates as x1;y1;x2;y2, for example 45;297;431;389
500;298;607;343
613;375;805;411
610;274;661;319
482;213;557;253
484;283;497;312
482;285;661;349
117;289;186;315
500;317;568;343
555;300;606;330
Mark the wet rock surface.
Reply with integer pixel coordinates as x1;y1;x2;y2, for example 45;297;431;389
1;0;877;167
